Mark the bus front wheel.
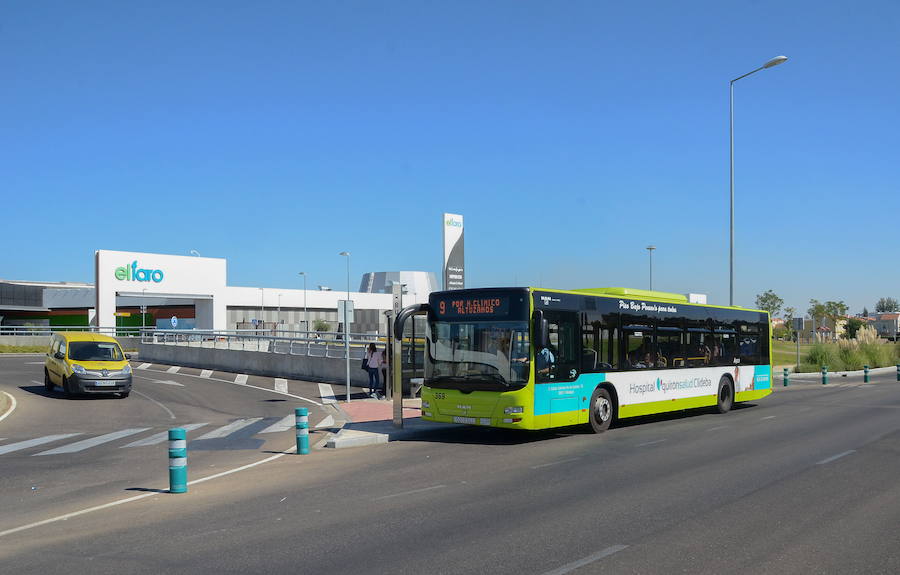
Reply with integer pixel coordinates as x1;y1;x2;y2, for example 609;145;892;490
716;376;734;414
589;387;614;433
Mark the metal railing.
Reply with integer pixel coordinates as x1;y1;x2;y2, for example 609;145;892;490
0;325;144;337
142;329;386;359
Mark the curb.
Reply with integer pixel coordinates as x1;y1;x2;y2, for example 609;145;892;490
325;418;460;449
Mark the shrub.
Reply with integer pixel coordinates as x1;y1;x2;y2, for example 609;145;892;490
313;319;331;332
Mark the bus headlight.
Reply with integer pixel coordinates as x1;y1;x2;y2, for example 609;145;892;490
422;400;430;409
423;411;433;417
503;406;524;414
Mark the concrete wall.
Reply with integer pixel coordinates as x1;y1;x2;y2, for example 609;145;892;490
137;342;372;386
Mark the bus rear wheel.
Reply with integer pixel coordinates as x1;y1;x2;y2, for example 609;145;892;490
589;387;614;433
716;376;734;414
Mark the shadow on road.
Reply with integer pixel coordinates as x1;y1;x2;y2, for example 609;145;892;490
18;385;118;400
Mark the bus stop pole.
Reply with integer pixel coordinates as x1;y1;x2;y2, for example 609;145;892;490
391;283;404;428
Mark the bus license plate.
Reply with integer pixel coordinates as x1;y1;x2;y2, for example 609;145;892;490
453;416;477;424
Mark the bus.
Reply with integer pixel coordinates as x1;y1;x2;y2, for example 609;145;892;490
418;287;771;432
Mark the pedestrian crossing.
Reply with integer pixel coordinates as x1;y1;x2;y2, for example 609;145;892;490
0;415;322;457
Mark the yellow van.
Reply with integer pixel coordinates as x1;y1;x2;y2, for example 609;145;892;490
44;332;132;397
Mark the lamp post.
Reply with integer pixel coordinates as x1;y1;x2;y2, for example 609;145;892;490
259;288;264;331
278;293;282;329
730;55;788;306
141;288;147;332
339;252;351;401
298;272;307;333
646;245;656;291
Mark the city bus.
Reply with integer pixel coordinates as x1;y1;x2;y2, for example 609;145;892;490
419;287;771;432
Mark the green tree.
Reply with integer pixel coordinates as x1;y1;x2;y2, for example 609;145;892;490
313;319;331;332
755;290;784;318
824;300;849;341
808;299;827;339
784;306;797;339
875;297;899;313
862;307;869;318
845;317;864;340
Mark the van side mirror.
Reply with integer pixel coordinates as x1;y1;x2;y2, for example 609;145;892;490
125;353;132;360
533;310;549;350
54;351;64;360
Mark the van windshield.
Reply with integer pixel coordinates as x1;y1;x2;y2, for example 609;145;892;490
68;342;124;362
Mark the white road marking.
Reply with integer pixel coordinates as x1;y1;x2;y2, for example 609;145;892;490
318;383;337;404
34;428;151;456
152;380;185;387
130;387;177;419
817;450;856;465
194;418;263;440
375;484;446;501
120;423;209;447
315;415;335;429
25;361;45;365
0;434;82;456
166;366;180;374
761;415;776;420
637;439;667;447
531;457;581;469
200;370;213;378
541;545;629;575
234;374;249;385
706;426;728;432
0;391;17;424
0;444;298;539
274;378;288;394
259;415;295;434
137;363;151;370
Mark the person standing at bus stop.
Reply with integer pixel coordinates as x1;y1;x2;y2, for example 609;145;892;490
365;343;384;399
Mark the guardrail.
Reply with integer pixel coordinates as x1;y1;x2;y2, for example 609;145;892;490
0;326;145;337
143;329;386;360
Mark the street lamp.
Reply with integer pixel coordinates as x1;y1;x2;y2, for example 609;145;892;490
141;288;147;332
339;251;351;401
730;55;788;306
646;246;656;291
259;288;264;330
298;272;307;333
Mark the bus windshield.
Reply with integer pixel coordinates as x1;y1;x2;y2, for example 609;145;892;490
427;320;530;391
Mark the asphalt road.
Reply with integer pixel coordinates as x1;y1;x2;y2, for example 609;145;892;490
3;359;900;574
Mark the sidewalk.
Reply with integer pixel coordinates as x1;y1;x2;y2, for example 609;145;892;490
326;397;458;449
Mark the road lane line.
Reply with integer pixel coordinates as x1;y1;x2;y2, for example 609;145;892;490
25;361;45;365
200;370;213;378
166;366;180;374
0;444;298;539
761;415;776;420
131;387;176;419
541;544;629;575
375;484;446;501
194;418;263;440
0;434;82;455
137;363;151;370
817;450;856;465
259;415;294;434
234;374;248;385
35;428;151;455
531;457;582;469
0;391;17;423
706;426;728;432
318;383;337;404
120;423;209;447
636;439;667;447
274;378;288;394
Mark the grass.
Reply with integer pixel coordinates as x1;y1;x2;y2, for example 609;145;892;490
772;340;813;367
0;345;47;353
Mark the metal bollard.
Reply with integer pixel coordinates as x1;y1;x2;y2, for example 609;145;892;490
168;428;187;494
864;365;869;383
783;367;789;387
295;407;309;455
821;365;828;385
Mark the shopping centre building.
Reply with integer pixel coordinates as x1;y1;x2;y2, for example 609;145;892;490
0;250;437;334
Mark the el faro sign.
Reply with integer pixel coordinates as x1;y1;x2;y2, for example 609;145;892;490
114;261;164;283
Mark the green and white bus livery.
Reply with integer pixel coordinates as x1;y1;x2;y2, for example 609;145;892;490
419;287;771;433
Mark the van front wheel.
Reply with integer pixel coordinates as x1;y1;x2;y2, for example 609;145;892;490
44;370;54;392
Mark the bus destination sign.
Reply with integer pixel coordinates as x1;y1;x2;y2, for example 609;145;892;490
436;296;510;318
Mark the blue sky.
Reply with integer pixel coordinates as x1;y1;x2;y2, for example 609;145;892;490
2;1;898;315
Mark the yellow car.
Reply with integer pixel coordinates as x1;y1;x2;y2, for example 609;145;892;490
44;332;133;398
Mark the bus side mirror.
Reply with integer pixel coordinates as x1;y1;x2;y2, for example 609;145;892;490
533;310;549;350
